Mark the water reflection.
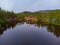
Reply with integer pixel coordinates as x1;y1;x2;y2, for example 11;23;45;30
26;21;60;38
47;25;60;38
0;21;24;35
0;20;60;38
0;20;60;45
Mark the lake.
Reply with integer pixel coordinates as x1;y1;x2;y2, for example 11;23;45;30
0;21;60;45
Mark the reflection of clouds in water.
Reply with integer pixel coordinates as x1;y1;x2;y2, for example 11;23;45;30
0;0;60;12
0;22;60;45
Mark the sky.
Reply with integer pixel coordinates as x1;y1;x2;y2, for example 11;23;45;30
0;0;60;13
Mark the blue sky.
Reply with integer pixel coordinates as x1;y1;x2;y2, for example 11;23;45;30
0;0;60;12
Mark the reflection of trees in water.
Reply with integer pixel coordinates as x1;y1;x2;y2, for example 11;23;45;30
0;20;60;38
25;20;48;28
0;21;24;35
47;25;60;38
26;21;60;38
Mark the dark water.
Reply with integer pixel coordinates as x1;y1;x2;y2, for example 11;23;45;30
0;21;60;45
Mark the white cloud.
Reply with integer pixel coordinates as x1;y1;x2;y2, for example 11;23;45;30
26;0;60;11
0;0;60;12
0;0;9;10
0;0;15;11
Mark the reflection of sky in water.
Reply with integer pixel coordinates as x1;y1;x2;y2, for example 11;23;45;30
0;0;60;12
0;23;60;45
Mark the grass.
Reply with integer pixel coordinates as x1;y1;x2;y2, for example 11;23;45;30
0;8;60;27
16;10;60;26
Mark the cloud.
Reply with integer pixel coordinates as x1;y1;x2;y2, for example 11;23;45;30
26;0;60;11
0;0;60;12
0;0;8;10
11;0;37;12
